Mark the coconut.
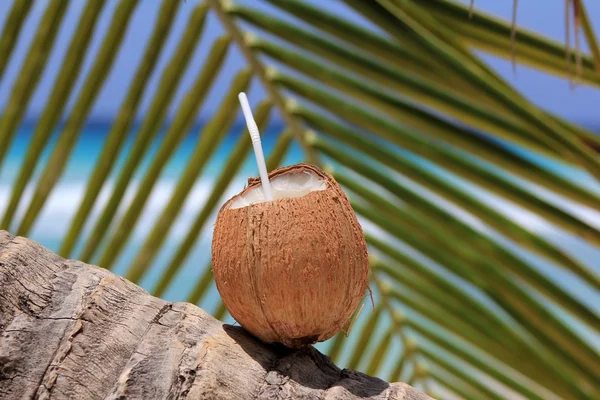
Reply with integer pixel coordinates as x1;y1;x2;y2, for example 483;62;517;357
212;163;369;348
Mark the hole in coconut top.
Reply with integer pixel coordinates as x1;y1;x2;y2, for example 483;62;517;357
229;170;327;209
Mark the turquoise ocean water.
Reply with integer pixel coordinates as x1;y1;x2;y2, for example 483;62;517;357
0;122;301;308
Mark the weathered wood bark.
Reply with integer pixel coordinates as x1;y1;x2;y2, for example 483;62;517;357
0;231;430;400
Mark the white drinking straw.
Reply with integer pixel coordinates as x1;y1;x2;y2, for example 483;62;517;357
238;92;273;201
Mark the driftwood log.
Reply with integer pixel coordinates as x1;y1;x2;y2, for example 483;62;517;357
0;231;430;400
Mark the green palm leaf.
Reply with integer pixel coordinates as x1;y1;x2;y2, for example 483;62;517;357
0;0;67;170
1;0;106;230
0;0;33;81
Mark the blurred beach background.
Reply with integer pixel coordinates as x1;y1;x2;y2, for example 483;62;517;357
2;0;599;301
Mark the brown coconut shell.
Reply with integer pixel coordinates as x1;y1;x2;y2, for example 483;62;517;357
212;163;369;348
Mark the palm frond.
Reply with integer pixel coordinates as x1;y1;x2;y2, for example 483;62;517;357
77;3;210;263
15;0;139;237
96;35;233;270
0;0;33;81
1;1;599;399
0;0;68;169
58;0;182;257
1;0;106;231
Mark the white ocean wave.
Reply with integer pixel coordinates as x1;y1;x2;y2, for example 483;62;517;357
0;177;248;242
2;176;600;260
471;190;600;233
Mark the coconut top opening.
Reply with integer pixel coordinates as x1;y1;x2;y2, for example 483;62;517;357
228;169;327;209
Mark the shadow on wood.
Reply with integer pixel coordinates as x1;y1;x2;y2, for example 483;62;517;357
0;231;430;400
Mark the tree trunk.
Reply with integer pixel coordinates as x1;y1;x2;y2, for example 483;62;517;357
0;231;430;400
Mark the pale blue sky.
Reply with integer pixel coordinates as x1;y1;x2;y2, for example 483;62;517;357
0;0;599;125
